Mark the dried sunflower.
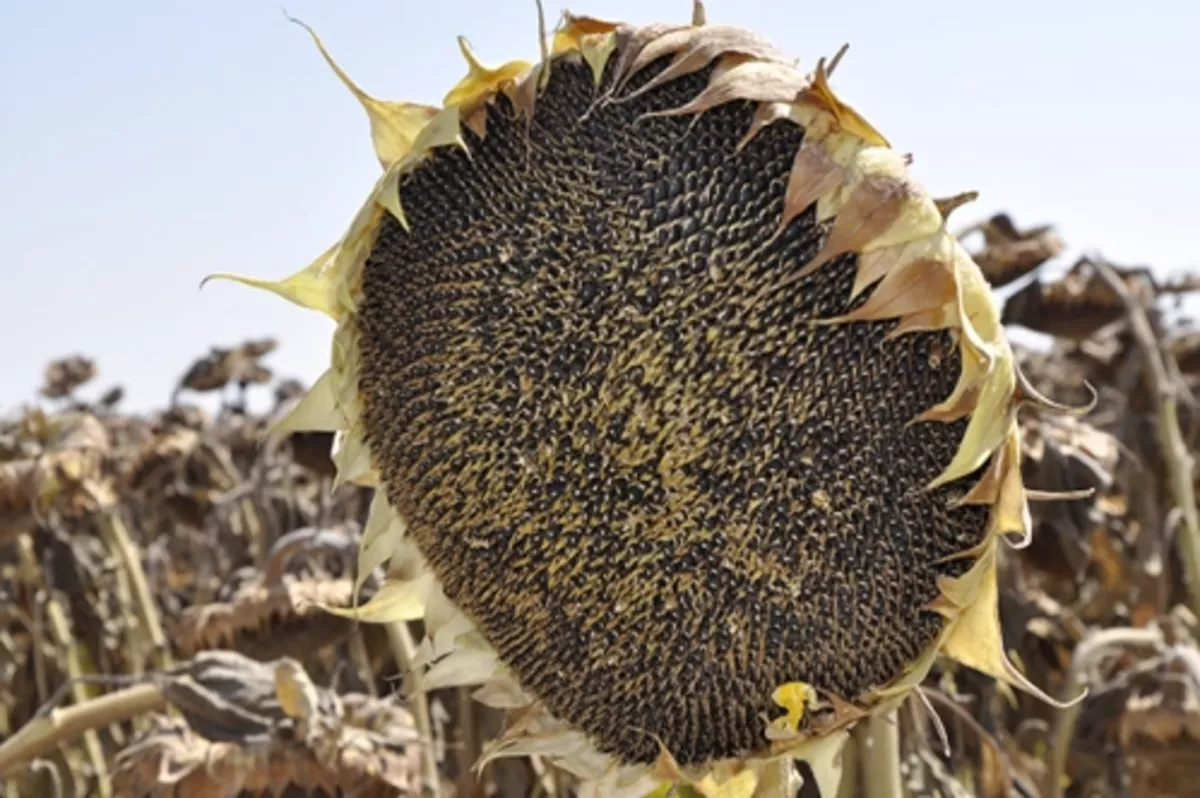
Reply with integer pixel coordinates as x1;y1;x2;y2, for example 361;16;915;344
208;3;1082;794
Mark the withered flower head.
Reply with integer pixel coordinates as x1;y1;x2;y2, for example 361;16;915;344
175;341;277;398
40;355;97;400
208;4;1076;794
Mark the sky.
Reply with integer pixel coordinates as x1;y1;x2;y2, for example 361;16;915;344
1;0;1197;415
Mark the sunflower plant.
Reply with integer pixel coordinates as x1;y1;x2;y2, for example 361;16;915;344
208;3;1082;795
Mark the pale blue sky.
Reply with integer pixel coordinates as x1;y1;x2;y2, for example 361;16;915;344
2;1;1197;414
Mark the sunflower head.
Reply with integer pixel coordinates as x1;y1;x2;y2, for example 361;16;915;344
207;3;1083;794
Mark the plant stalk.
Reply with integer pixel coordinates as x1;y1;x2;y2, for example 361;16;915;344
1095;260;1200;618
1046;625;1165;798
100;513;172;671
0;683;165;779
387;620;442;798
856;709;903;798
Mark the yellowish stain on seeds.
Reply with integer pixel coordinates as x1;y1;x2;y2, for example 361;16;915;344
205;2;1088;795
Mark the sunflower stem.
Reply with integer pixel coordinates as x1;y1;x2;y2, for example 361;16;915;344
1095;259;1200;620
100;513;173;672
16;531;113;795
856;710;903;798
43;601;113;796
836;730;859;798
386;620;442;798
347;626;378;697
1046;625;1166;798
456;687;483;798
0;683;165;780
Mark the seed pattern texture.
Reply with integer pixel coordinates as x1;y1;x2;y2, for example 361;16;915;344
356;56;988;765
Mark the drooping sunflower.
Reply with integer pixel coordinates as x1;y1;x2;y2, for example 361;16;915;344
208;3;1081;795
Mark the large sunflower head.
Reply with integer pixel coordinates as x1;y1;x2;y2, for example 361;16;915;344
208;3;1082;794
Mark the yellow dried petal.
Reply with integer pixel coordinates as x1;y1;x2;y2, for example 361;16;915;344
693;770;757;798
331;425;375;487
443;37;532;108
958;445;1006;506
411;104;471;156
321;573;433;623
376;166;408;229
552;13;620;84
736;101;792;151
884;305;957;340
621;27;696;85
825;257;955;325
853;233;954;300
954;248;1006;349
424;647;503;690
551;13;619;55
649;59;805;117
623;25;786;102
317;193;390;318
288;15;439;170
330;321;364;420
412;620;468;671
273;659;319;721
554;747;622;783
472;677;535;710
201;242;339;319
987;429;1034;547
357;489;407;601
480;727;593;774
928;354;1016;489
874;645;941;698
796;58;889;147
793;147;932;282
779;142;845;233
579;32;618;85
939;548;1081;708
270;369;343;435
770;681;812;733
